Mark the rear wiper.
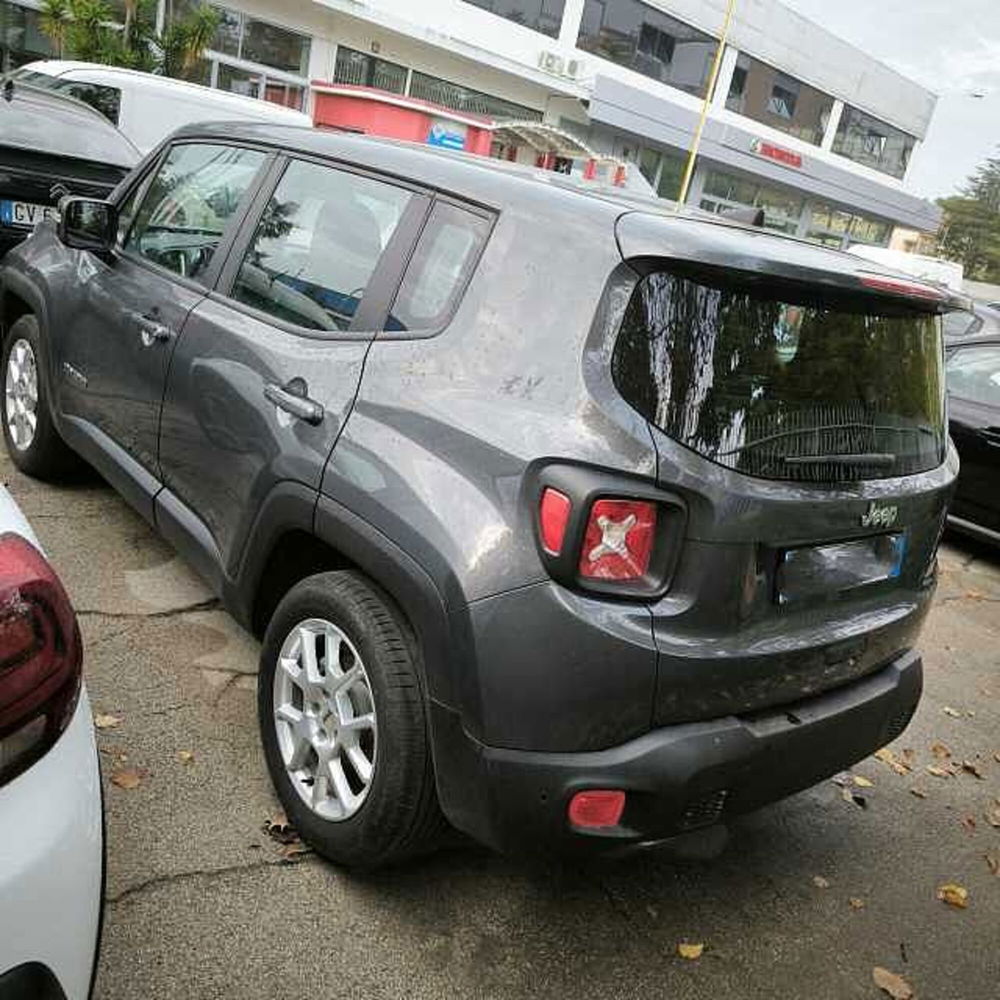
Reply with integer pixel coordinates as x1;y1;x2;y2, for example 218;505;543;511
783;453;897;468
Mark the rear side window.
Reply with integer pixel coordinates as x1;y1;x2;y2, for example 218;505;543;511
389;203;491;331
125;143;267;281
943;310;981;342
61;82;122;124
613;270;946;482
946;344;1000;407
231;159;412;332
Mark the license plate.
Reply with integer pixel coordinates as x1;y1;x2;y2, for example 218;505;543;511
777;533;906;605
0;200;57;230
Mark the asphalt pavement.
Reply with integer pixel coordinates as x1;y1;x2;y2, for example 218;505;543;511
4;450;998;1000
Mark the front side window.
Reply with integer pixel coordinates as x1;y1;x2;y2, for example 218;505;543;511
461;0;565;38
725;54;833;145
946;345;1000;407
613;270;946;482
124;143;267;281
578;0;716;97
832;106;916;179
231;160;412;332
389;203;491;331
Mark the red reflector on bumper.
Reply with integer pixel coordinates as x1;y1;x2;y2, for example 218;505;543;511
568;789;626;829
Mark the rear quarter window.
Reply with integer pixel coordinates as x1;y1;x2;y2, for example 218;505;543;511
388;202;491;332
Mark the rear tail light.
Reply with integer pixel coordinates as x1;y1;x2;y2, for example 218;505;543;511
578;499;657;581
568;789;626;829
539;488;572;555
0;533;82;784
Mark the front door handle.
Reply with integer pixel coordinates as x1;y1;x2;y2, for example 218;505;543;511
133;312;174;347
265;377;325;426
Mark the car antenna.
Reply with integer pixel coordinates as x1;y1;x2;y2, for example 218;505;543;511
2;79;13;103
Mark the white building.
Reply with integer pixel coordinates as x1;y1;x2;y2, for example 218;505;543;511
1;0;942;245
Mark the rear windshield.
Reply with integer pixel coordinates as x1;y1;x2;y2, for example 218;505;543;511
612;270;946;482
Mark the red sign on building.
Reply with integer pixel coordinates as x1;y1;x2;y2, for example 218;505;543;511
750;138;803;169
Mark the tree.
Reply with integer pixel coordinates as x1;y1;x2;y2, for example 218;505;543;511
38;0;219;81
936;153;1000;283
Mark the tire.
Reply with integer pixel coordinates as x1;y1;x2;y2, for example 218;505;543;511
2;314;79;480
258;570;446;869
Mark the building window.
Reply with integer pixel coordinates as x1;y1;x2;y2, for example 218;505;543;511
461;0;565;39
333;46;407;95
168;2;311;109
832;106;915;179
805;203;890;249
409;70;541;121
635;145;685;200
0;0;55;72
700;169;805;234
725;54;834;146
577;0;716;98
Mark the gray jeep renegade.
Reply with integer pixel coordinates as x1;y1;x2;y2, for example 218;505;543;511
0;123;959;867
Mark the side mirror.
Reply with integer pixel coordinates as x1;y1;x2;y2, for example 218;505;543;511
57;197;117;254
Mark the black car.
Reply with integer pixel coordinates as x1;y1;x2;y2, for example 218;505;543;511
943;302;1000;344
946;336;1000;544
0;79;139;257
0;123;962;867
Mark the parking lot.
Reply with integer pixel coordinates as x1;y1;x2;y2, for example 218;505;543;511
5;447;998;1000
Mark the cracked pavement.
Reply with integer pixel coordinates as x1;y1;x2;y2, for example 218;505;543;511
2;451;999;999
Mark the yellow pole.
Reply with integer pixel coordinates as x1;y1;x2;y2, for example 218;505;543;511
675;0;739;210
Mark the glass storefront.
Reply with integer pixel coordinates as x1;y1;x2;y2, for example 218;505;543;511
699;168;891;249
0;0;54;72
461;0;565;39
635;145;686;200
725;54;834;146
168;2;311;110
832;105;916;180
577;0;717;98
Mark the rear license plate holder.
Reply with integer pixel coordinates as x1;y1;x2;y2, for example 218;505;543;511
777;533;906;605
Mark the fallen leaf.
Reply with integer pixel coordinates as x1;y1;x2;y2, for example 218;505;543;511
960;815;977;835
677;943;704;960
930;741;951;759
967;710;976;718
874;748;911;775
910;788;927;799
926;765;952;778
942;706;961;718
853;775;875;788
263;811;299;846
94;713;122;730
832;772;851;788
279;842;312;860
985;853;1000;877
937;883;969;909
962;760;985;780
985;801;1000;828
964;589;986;600
110;767;146;790
849;897;866;910
812;875;831;889
873;966;914;1000
176;750;195;765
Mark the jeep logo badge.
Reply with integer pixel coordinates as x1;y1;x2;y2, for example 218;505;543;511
860;502;898;529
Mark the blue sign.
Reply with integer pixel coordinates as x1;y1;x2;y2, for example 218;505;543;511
427;122;466;150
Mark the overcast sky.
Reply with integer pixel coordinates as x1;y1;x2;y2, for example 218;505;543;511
780;0;1000;201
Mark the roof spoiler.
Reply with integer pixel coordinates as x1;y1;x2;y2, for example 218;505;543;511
719;205;765;227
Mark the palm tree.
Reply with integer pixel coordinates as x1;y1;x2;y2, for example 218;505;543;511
39;0;72;59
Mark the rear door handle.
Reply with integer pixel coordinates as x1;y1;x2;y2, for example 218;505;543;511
265;377;325;426
132;312;174;347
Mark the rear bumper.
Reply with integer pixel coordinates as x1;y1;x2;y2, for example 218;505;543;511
0;691;103;1000
433;650;921;855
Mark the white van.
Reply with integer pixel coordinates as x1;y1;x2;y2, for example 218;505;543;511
12;61;312;154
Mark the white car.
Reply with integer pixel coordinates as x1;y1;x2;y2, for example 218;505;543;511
11;61;313;154
0;486;101;1000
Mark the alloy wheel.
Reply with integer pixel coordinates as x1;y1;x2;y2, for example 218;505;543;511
272;618;377;821
5;338;39;452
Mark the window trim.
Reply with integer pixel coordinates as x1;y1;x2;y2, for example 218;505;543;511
212;152;434;341
379;195;497;341
113;139;278;296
